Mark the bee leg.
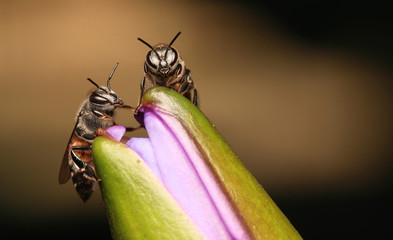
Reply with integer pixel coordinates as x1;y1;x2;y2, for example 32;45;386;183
139;76;147;103
126;126;142;132
178;77;198;107
116;126;143;144
122;104;135;111
135;76;146;114
193;88;199;107
179;80;190;95
70;146;99;181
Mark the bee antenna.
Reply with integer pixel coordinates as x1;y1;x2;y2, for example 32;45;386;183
169;31;181;47
107;62;119;90
137;37;154;50
87;78;100;89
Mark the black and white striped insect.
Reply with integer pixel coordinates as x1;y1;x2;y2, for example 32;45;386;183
136;32;198;111
58;63;134;201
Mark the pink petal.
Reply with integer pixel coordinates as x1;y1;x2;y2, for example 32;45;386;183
106;125;126;141
126;138;162;181
141;109;250;240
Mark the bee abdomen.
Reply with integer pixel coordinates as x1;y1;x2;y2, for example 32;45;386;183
71;172;95;202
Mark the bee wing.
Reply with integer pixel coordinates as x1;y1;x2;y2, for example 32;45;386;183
58;149;71;184
58;125;77;184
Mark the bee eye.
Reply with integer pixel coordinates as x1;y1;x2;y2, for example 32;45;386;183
90;93;109;104
166;49;178;66
109;92;118;99
147;51;159;68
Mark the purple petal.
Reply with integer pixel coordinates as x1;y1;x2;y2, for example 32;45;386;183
126;138;162;181
106;125;126;141
139;109;249;240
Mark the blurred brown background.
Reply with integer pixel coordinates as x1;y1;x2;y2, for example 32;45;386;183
1;0;392;239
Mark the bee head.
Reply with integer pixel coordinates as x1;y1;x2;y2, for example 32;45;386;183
138;32;182;77
87;62;124;107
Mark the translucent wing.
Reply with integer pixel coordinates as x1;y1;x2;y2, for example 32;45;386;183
58;124;77;184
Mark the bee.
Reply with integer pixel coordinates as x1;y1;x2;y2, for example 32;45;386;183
136;31;198;111
58;63;133;201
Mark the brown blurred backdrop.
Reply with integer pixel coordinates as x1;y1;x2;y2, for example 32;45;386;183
1;0;392;239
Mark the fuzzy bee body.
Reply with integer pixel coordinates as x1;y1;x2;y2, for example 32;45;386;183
59;63;128;201
137;32;198;110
